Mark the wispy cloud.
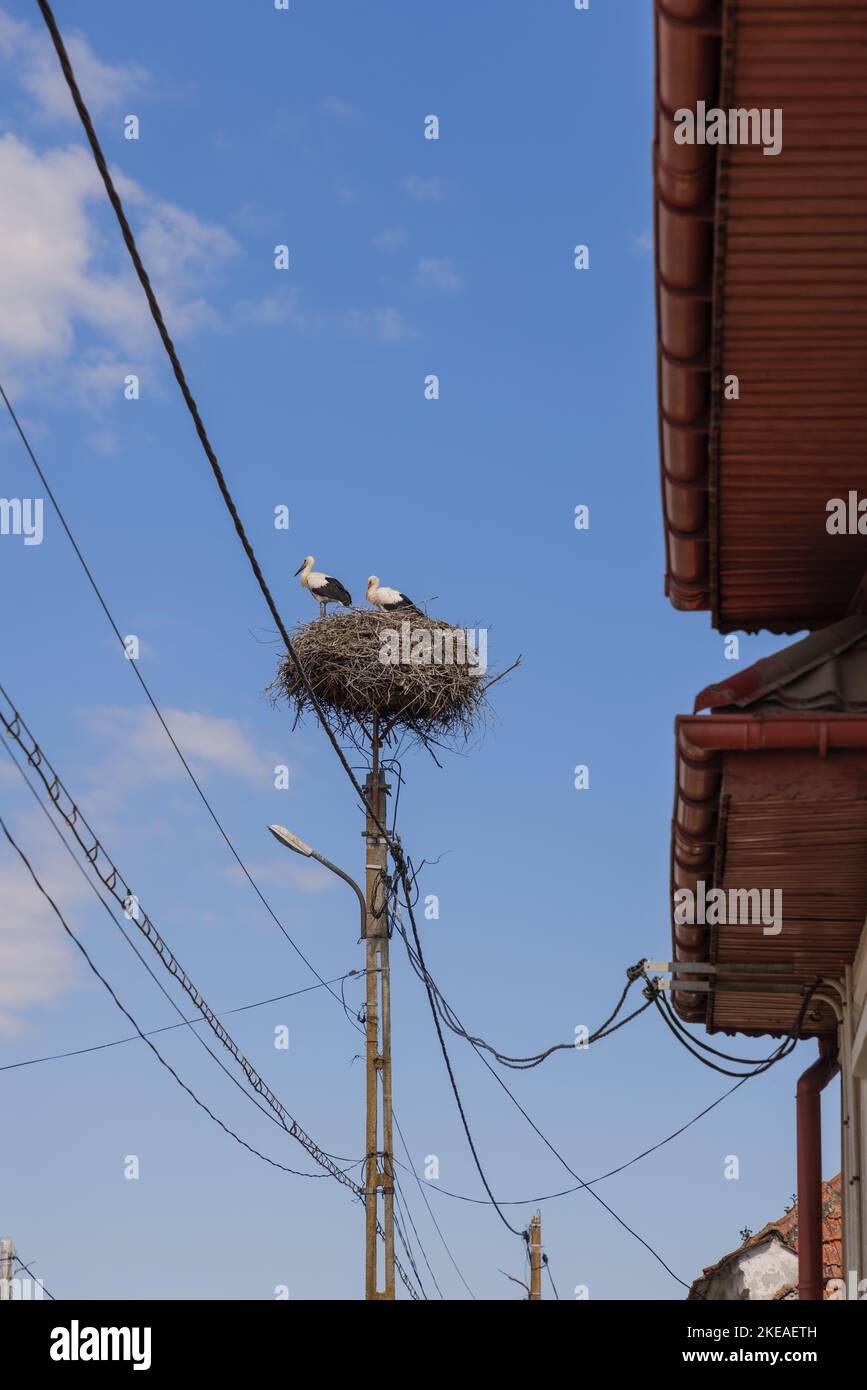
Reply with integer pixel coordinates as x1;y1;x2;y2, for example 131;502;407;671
235;288;309;329
85;706;271;787
417;256;462;292
320;94;359;120
224;858;334;896
340;307;416;343
404;175;448;204
634;228;654;254
235;291;416;344
0;8;148;123
0;134;238;396
374;227;406;251
0;810;87;1037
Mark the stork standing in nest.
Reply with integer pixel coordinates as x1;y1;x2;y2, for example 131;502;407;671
366;576;424;619
295;555;352;618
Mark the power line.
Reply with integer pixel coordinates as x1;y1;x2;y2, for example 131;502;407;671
392;1108;476;1300
393;1173;441;1299
392;1181;430;1300
649;982;820;1079
390;1073;752;1207
0;972;361;1076
395;896;651;1066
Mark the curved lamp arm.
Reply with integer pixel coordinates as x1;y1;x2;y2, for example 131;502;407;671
267;824;367;939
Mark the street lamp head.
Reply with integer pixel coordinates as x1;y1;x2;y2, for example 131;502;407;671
267;824;314;857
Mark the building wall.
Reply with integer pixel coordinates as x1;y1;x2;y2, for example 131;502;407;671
697;1241;798;1301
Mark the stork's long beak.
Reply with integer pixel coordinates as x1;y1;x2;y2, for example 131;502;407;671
293;562;304;576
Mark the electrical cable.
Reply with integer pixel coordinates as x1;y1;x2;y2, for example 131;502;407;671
392;1108;476;1299
0;971;361;1074
543;1255;560;1300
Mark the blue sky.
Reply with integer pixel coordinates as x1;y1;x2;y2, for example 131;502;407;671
0;0;836;1301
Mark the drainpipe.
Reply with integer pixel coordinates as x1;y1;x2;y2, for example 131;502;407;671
797;1039;840;1300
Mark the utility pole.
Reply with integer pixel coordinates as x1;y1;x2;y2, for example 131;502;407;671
528;1212;543;1301
363;716;395;1300
0;1239;14;1301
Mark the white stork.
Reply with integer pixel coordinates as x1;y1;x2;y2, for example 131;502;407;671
366;576;424;618
295;555;352;618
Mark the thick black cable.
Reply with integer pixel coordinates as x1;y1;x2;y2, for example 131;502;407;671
543;1256;560;1300
651;986;815;1078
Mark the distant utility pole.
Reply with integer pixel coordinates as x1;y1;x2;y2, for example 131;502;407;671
363;716;395;1300
0;1239;14;1301
528;1213;543;1301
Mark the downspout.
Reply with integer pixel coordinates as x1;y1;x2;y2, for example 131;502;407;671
797;1039;840;1300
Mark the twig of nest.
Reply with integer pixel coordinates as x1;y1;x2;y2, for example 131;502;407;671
267;608;520;758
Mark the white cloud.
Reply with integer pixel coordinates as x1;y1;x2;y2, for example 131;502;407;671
0;134;238;393
0;8;148;123
417;256;462;292
634;228;654;254
87;706;270;786
404;175;448;204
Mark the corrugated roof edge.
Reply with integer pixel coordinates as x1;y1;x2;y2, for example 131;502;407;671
654;0;722;617
671;711;867;1024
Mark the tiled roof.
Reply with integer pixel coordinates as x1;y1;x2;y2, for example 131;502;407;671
688;1174;842;1299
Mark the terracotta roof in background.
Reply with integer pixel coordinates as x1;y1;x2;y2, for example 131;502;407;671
688;1174;842;1299
654;0;867;632
693;615;867;711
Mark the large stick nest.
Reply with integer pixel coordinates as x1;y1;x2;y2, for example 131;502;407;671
268;609;518;755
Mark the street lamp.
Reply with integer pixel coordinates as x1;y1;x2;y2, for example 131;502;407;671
267;824;367;940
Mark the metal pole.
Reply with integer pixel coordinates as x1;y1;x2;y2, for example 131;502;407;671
364;717;395;1299
528;1212;542;1300
0;1239;14;1302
